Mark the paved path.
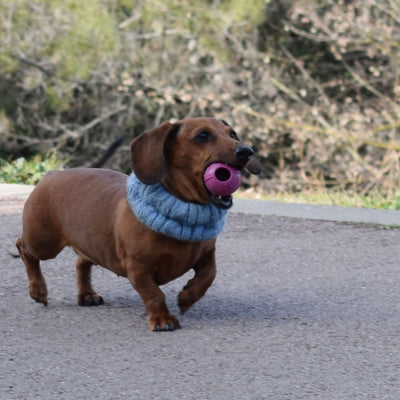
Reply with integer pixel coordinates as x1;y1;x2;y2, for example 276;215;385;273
2;182;400;226
1;186;400;399
233;198;400;226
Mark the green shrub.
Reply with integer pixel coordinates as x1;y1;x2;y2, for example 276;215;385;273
1;0;400;197
0;154;65;185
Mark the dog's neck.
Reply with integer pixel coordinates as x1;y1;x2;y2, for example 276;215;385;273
126;173;228;241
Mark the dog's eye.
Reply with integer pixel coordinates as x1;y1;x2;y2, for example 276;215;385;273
230;130;239;140
195;131;211;143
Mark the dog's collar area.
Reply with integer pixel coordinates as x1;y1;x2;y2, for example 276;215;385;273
126;173;229;241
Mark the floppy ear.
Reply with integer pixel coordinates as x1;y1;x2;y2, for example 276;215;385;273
246;158;262;175
131;121;180;184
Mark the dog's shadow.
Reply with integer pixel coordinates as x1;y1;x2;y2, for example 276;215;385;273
38;255;333;326
94;271;328;325
43;283;343;331
176;292;305;324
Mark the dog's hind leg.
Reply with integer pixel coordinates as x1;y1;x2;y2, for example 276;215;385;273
16;238;48;306
76;256;104;306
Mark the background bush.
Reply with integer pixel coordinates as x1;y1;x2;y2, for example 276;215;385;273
0;153;64;185
1;0;400;196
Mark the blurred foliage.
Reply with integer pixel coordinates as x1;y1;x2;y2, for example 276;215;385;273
1;0;400;196
0;153;65;185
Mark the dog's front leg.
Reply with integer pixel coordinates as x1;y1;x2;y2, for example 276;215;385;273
128;268;180;332
178;249;217;314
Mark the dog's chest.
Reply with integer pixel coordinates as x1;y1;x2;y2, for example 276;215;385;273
149;241;215;285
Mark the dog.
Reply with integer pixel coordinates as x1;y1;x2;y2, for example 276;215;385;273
16;118;261;331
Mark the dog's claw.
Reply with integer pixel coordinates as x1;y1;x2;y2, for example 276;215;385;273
78;293;104;306
93;296;104;306
150;316;181;332
152;323;178;332
165;323;181;331
34;298;48;306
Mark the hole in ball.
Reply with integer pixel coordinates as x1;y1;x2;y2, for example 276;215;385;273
215;167;231;182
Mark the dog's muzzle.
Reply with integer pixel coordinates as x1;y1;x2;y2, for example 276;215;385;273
207;145;256;210
234;146;254;167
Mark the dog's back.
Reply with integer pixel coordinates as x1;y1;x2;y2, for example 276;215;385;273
19;168;127;261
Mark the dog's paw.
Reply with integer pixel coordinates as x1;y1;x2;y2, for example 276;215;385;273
149;314;181;332
29;281;48;306
177;289;194;314
78;292;104;306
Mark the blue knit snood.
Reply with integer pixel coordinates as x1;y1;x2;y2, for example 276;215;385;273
126;173;228;241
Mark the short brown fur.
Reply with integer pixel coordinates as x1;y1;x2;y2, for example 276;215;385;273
16;118;260;331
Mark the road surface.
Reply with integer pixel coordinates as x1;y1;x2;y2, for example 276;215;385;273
1;197;400;399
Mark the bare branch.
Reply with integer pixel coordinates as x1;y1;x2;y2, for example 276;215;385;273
11;53;53;76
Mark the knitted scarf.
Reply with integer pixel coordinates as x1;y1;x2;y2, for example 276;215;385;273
126;172;228;241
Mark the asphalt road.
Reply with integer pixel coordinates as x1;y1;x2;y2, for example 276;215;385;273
1;198;400;399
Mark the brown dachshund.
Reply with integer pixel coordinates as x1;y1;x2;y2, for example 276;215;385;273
16;118;261;331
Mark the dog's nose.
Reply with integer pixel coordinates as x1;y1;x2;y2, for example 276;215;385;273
235;146;254;164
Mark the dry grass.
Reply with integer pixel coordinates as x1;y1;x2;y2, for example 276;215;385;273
237;188;400;210
1;0;400;197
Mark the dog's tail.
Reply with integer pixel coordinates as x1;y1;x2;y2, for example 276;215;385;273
90;137;124;168
8;250;20;258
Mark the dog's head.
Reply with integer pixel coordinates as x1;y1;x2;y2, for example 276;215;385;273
130;118;261;209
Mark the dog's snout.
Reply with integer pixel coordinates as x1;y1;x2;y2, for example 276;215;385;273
235;146;254;163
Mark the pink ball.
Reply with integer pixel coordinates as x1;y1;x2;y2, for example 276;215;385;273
204;163;242;196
